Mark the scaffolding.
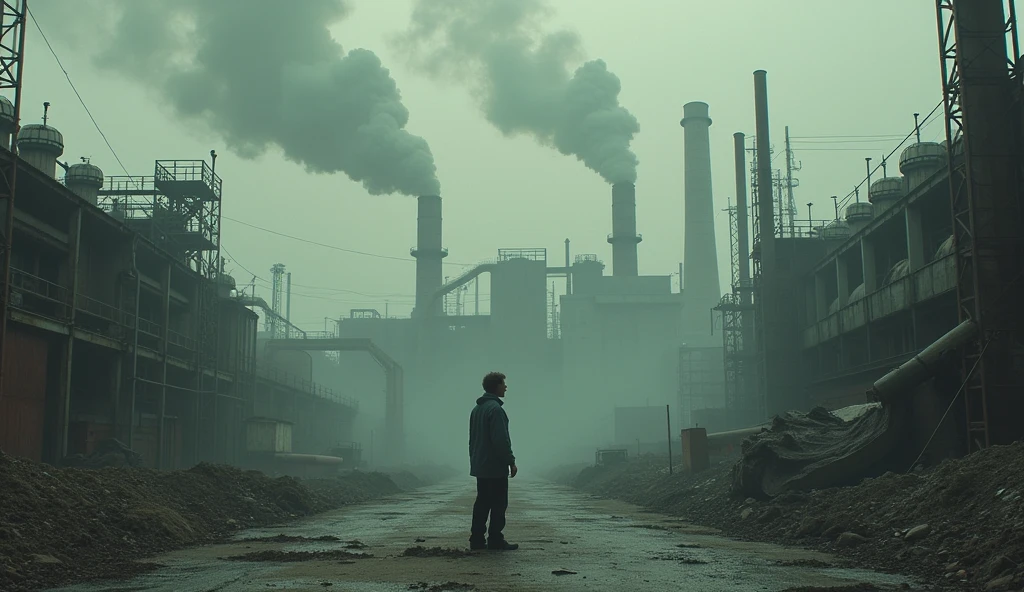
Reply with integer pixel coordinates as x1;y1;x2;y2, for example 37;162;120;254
936;0;1024;450
0;0;27;401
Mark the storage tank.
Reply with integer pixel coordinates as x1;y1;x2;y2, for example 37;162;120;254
17;123;64;178
844;202;873;233
898;142;945;192
821;219;852;241
0;96;15;150
65;160;104;205
570;255;605;296
490;255;547;347
868;177;905;215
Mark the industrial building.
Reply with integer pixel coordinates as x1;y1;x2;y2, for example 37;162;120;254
0;101;359;469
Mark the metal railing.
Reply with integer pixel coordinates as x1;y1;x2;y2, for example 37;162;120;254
255;362;358;410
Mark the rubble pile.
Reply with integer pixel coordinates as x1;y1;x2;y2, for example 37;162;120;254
572;442;1024;591
0;451;412;591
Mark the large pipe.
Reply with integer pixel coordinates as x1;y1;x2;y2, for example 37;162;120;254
754;71;776;272
734;132;751;295
412;195;447;316
868;319;978;404
607;182;641;276
680;101;721;342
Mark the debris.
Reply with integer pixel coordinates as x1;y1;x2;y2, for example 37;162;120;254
551;569;577;576
223;549;371;562
985;574;1015;590
902;524;931;543
0;449;412;592
835;532;867;547
401;546;473;558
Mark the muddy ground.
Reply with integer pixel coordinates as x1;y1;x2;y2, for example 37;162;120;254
565;442;1024;591
0;451;441;591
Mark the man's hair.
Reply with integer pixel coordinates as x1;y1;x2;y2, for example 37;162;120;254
482;371;506;394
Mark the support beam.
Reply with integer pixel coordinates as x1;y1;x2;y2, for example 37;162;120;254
57;207;82;460
861;238;878;293
905;206;926;272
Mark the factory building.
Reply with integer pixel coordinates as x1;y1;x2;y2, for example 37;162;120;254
0;109;358;469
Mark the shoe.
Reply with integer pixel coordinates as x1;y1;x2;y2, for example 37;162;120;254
469;537;486;551
487;539;519;551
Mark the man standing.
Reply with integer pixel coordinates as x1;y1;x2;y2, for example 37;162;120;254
468;371;518;551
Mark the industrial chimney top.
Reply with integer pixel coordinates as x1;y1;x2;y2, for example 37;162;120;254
868;177;905;204
0;96;14;132
18;123;64;155
680;101;712;127
66;160;104;187
898;142;945;173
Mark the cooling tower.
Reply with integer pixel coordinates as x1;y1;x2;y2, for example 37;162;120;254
680;101;721;342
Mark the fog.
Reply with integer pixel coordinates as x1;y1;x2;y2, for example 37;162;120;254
24;0;954;474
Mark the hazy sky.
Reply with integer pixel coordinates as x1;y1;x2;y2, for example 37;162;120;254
24;1;959;328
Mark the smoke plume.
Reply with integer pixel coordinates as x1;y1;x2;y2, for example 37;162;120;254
400;0;639;184
83;0;440;196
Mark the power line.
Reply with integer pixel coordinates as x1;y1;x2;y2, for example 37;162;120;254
222;215;478;267
26;7;136;181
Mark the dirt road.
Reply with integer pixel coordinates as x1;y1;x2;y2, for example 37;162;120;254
50;480;915;592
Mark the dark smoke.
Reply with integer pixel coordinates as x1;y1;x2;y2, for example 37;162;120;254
400;0;639;184
76;0;440;196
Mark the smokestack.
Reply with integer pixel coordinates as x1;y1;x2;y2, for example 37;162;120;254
607;182;641;276
754;70;776;271
680;101;721;340
412;195;447;316
733;132;751;295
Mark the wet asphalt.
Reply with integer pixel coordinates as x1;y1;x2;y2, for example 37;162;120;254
50;480;916;592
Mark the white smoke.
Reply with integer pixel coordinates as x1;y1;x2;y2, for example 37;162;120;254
399;0;639;184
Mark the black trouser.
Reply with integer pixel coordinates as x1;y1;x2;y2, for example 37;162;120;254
470;477;508;541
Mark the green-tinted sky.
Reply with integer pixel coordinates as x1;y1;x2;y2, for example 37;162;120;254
25;1;969;328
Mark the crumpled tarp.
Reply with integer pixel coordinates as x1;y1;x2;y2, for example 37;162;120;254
731;404;904;499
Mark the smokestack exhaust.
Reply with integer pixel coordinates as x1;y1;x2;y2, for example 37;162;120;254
680;101;721;343
608;182;641;276
412;195;447;317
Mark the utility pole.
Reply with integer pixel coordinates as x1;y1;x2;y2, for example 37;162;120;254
784;126;799;235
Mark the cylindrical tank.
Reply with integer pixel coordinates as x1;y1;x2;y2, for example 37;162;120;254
844;202;873;233
490;257;547;346
0;96;15;150
66;161;104;205
868;177;905;215
570;255;605;295
821;219;851;241
898;142;945;192
17;123;64;178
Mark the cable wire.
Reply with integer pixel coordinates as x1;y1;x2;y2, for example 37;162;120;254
27;7;137;182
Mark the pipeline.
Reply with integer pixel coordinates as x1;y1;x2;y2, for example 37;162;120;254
272;453;344;465
867;319;978;404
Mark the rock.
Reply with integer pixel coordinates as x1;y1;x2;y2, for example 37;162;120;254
985;575;1015;590
983;555;1015;580
30;554;62;564
835;532;867;547
945;561;959;571
796;517;825;537
904;524;931;543
758;506;783;523
740;508;753;520
226;519;238;527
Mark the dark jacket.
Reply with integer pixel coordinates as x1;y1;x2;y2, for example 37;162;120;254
469;393;515;478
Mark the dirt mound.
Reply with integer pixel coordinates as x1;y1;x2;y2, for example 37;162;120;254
0;451;407;591
570;443;1024;591
223;549;372;562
